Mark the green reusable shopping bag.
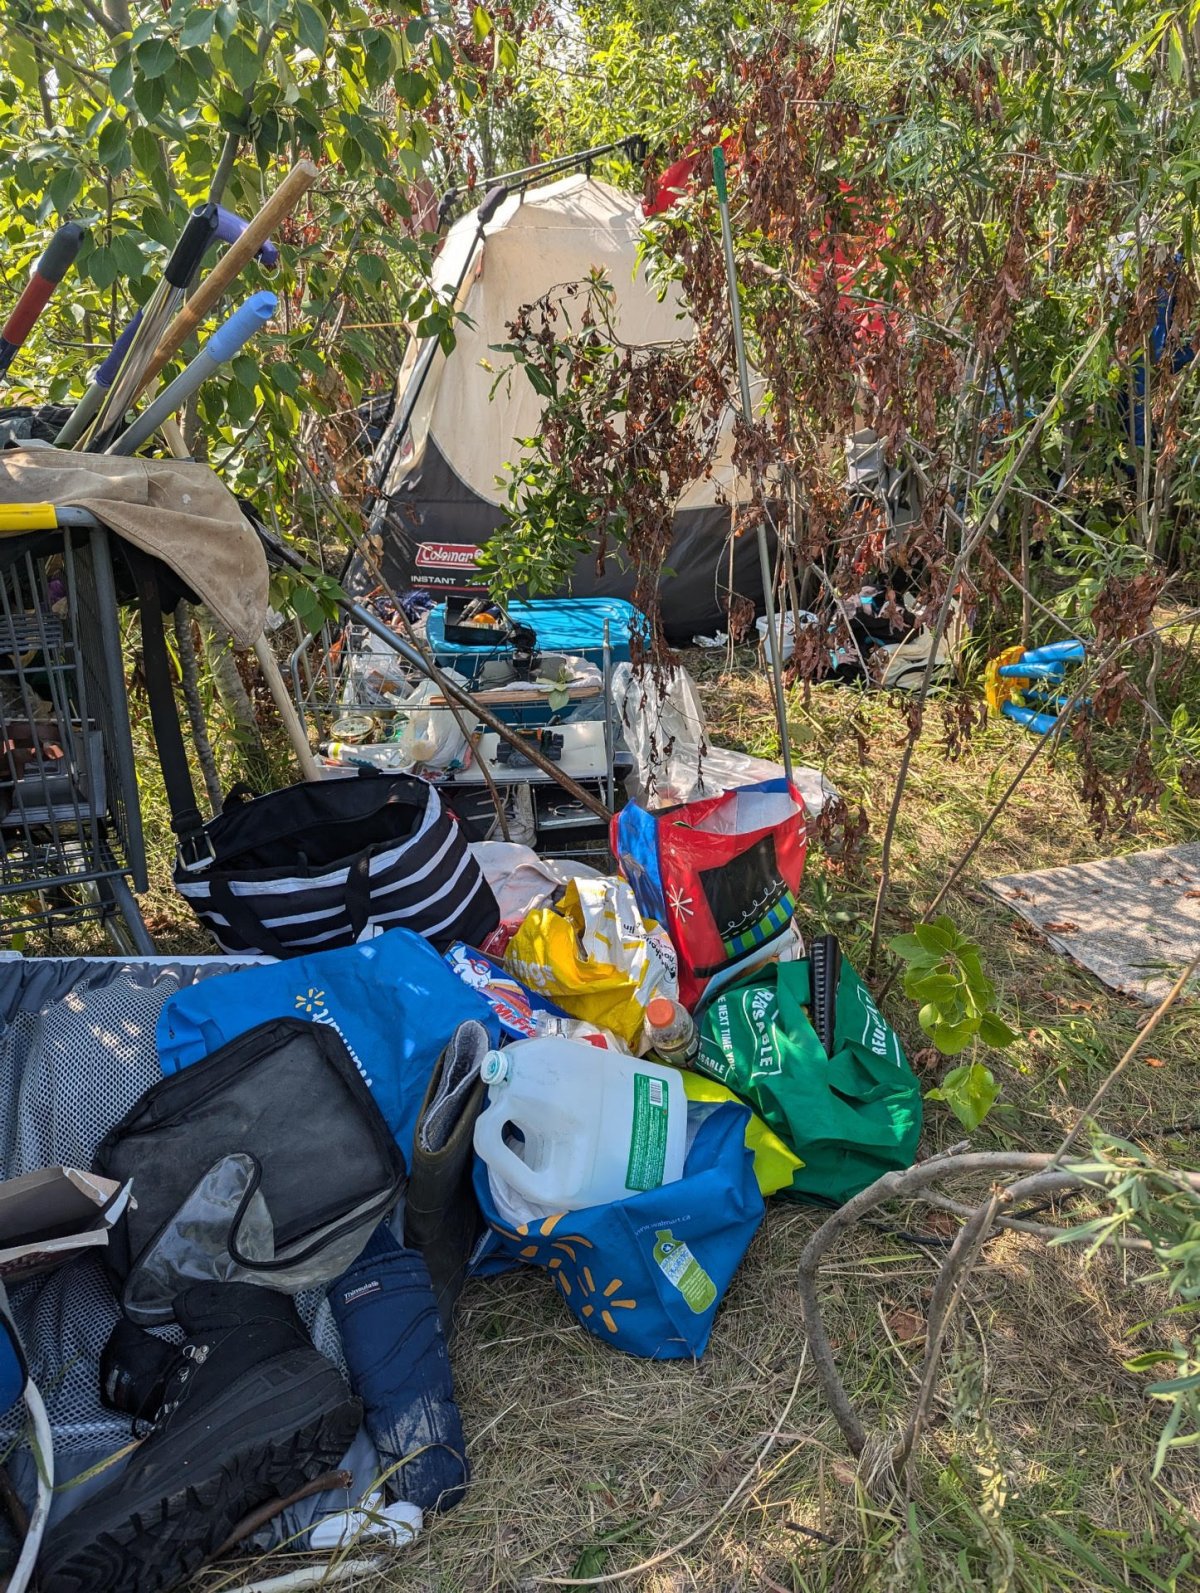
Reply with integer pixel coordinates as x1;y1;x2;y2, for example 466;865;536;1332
697;958;922;1204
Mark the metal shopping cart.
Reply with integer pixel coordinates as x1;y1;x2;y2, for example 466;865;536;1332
0;504;151;951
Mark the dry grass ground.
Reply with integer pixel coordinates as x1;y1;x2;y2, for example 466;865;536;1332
22;643;1200;1592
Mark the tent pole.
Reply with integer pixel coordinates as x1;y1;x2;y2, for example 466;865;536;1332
440;135;647;222
712;147;793;787
365;183;509;518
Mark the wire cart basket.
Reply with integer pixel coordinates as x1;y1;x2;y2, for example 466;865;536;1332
0;506;151;949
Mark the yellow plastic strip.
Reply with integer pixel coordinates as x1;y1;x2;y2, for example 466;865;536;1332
0;503;60;534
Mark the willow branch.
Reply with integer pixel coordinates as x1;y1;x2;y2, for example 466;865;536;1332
798;1149;1200;1465
917;1188;1151;1248
1051;948;1200;1166
893;1191;999;1470
866;321;1111;970
797;1151;1048;1456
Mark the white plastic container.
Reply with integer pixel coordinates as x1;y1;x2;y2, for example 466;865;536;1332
473;1038;687;1223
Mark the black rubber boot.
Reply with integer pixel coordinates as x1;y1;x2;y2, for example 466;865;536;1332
38;1284;361;1593
404;1019;490;1334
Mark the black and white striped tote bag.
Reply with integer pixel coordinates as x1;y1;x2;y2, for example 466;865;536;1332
174;772;499;958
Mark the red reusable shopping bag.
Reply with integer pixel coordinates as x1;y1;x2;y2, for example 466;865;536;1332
612;780;808;1010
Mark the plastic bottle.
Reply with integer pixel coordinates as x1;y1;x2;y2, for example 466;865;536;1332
643;996;699;1068
321;740;411;773
473;1037;687;1224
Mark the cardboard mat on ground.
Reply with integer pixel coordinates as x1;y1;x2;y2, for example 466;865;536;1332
984;842;1200;1004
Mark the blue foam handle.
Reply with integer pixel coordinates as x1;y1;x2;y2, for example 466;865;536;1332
95;309;143;388
1002;703;1060;735
203;291;276;365
998;660;1067;680
1022;640;1086;666
214;206;280;268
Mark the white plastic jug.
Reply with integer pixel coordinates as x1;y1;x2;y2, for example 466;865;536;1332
473;1038;687;1223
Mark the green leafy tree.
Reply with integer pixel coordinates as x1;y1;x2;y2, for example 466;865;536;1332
890;916;1018;1129
0;0;476;515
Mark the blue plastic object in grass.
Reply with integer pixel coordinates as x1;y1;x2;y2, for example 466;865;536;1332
986;638;1089;736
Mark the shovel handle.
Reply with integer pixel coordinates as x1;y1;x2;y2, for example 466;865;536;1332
139;160;318;397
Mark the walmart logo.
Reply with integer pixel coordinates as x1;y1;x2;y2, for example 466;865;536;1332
291;988;373;1088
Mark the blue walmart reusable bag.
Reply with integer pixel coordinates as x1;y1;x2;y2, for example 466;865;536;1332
474;1102;764;1359
156;928;501;1158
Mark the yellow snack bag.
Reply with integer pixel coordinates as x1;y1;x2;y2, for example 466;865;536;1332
505;877;678;1048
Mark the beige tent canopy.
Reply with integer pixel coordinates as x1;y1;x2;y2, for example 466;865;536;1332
366;174;765;638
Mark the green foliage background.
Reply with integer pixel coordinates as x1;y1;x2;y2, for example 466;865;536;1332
0;0;485;510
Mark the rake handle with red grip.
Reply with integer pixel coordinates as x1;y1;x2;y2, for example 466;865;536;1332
0;222;86;376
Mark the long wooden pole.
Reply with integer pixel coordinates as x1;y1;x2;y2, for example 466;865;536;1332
136;160;319;397
712;147;793;786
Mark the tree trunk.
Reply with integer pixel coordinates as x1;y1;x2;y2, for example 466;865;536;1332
173;602;224;814
198;613;273;792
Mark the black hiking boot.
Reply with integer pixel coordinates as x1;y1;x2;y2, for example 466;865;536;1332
38;1284;361;1593
99;1317;177;1423
404;1019;490;1333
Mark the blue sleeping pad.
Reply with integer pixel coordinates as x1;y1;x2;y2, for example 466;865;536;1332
425;597;640;680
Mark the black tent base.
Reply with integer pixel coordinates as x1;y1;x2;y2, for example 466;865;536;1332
358;439;771;644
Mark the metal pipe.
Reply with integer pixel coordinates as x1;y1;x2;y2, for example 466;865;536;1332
602;617;615;813
446;134;646;213
712;146;793;787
